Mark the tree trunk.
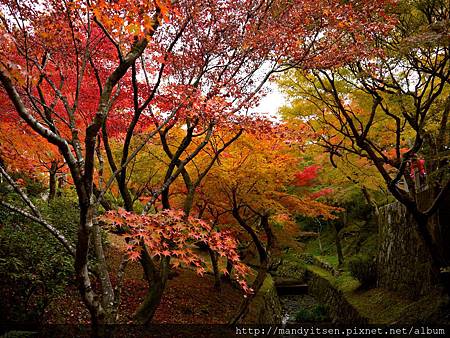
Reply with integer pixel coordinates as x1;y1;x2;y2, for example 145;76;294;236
415;214;441;276
260;214;274;253
334;217;345;268
161;188;171;210
57;173;65;197
134;254;170;324
183;187;195;216
230;209;270;324
133;278;166;324
362;186;379;216
208;248;221;290
75;202;104;336
230;265;268;324
92;219;114;320
335;227;344;267
222;258;233;282
48;162;57;201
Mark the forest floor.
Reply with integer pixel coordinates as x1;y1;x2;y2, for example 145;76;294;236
44;234;243;324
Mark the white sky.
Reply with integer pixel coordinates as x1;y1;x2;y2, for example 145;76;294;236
253;82;286;117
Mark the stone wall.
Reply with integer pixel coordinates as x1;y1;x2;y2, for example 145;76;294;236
377;202;436;298
307;269;368;324
240;274;282;324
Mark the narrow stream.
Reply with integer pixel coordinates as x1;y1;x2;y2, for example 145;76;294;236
279;293;320;324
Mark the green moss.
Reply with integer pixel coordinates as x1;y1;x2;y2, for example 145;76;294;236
276;261;306;280
334;272;360;293
305;261;449;324
242;274;282;324
316;255;338;267
305;264;360;292
281;250;313;267
305;231;336;256
305;264;330;279
344;288;441;324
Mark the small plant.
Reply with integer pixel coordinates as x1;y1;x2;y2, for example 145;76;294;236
311;304;329;321
348;254;377;288
295;308;313;322
295;304;330;322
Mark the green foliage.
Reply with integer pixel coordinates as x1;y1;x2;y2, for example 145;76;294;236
0;195;78;323
0;172;47;198
356;234;378;257
295;309;312;322
22;177;47;198
295;304;330;322
39;193;79;237
348;254;377;288
296;215;327;233
305;229;335;256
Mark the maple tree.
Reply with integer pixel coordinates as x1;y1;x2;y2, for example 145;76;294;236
188;129;339;322
101;209;251;289
93;0;396;325
279;0;449;273
0;120;66;200
294;148;387;265
0;0;397;332
0;0;170;331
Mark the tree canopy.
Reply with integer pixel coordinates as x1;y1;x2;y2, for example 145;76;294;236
1;0;448;334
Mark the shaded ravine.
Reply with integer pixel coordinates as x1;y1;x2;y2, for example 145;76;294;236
276;283;331;325
280;293;324;324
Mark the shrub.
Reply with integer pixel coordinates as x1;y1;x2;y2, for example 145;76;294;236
0;195;78;323
295;304;330;322
311;304;329;321
348;254;377;287
0;222;74;323
295;308;313;322
295;215;327;233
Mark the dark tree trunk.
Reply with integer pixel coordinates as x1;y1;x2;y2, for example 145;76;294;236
335;228;344;267
222;258;233;282
134;252;170;325
414;214;441;277
57;173;65;197
208;247;221;290
333;216;345;268
48;162;58;201
161;188;171;210
226;259;233;276
133;279;166;324
230;209;270;324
